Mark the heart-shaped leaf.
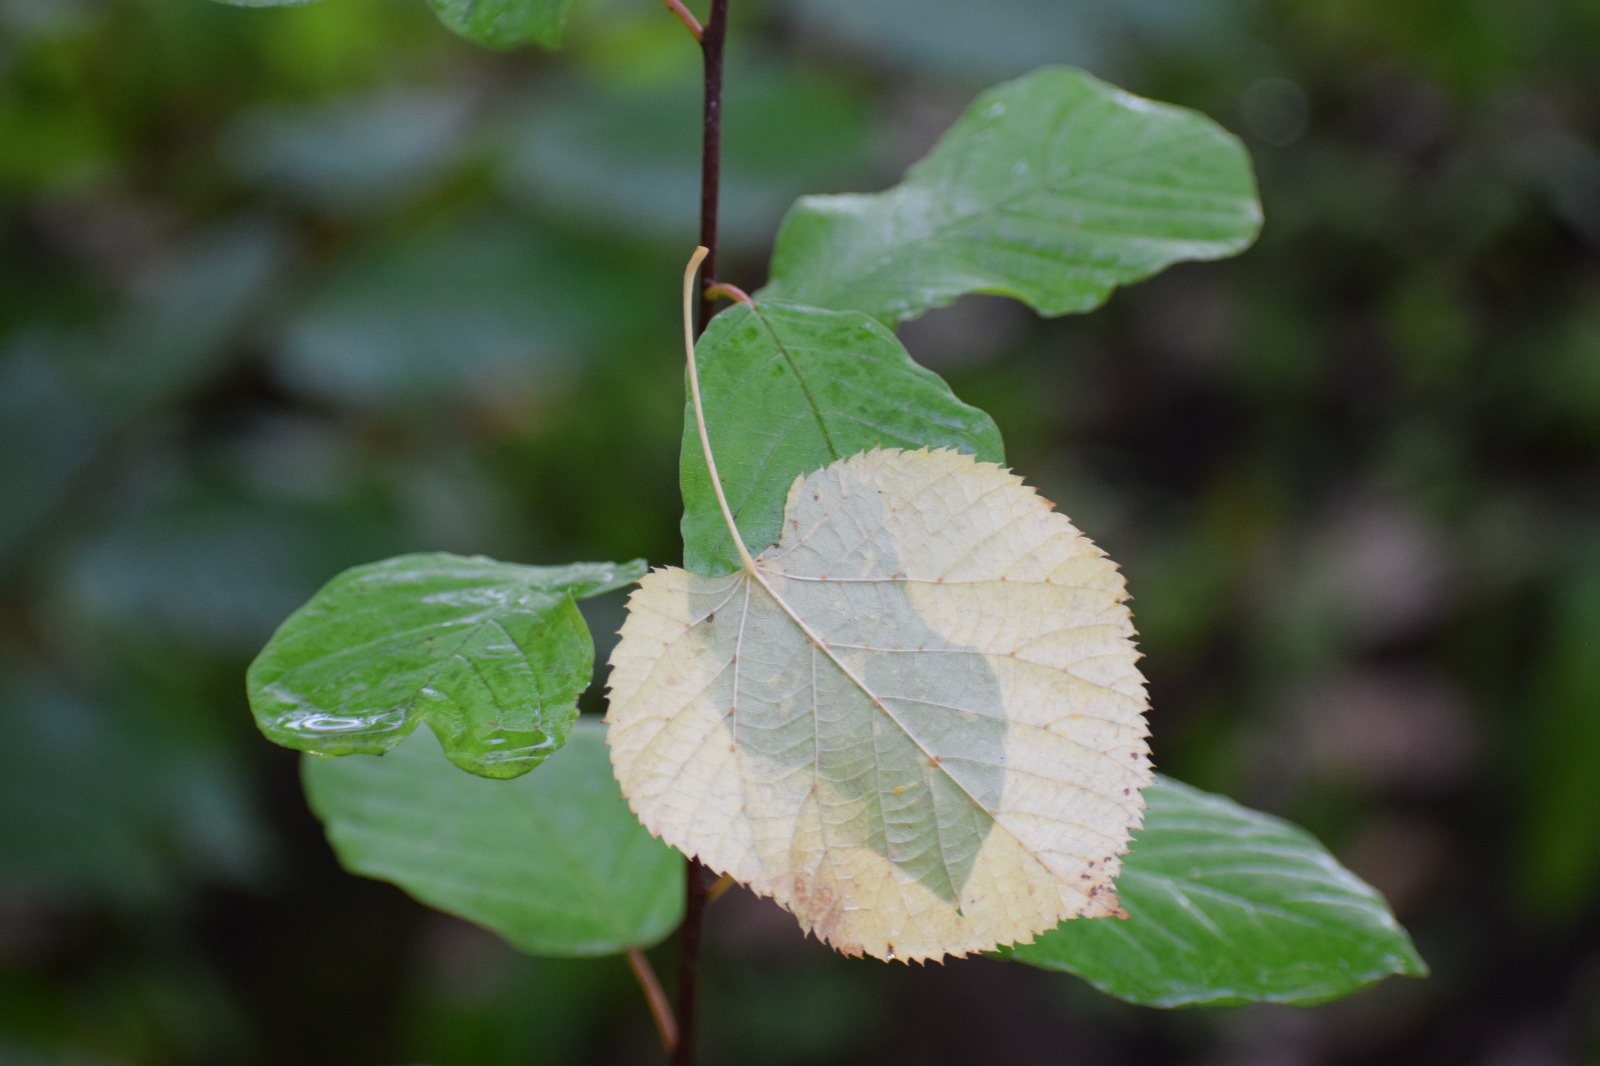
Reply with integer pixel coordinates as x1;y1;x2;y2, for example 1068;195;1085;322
610;447;1151;961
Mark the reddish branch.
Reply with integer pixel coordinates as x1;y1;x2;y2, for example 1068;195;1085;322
673;3;731;1065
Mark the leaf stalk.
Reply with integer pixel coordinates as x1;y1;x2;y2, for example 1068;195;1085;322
681;246;758;575
628;947;679;1053
657;0;703;39
704;281;753;305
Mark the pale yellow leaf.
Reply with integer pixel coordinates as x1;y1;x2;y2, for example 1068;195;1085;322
606;445;1152;961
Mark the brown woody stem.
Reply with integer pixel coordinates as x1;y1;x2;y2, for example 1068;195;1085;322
673;3;730;1065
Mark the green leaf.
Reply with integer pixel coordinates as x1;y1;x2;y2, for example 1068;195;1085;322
760;66;1262;326
303;719;683;956
425;0;575;50
247;553;646;779
1008;776;1427;1007
680;301;1004;574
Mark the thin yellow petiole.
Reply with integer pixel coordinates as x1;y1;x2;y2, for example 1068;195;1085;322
706;873;737;903
680;249;878;698
683;245;758;574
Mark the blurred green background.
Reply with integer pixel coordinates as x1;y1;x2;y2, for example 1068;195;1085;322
2;0;1599;1062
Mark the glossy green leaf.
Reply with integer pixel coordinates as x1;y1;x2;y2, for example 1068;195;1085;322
425;0;574;50
680;300;1003;574
1008;776;1427;1007
304;720;683;956
248;553;645;778
761;66;1262;326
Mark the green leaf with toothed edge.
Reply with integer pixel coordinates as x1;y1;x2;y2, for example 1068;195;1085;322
680;300;1004;576
1006;776;1428;1007
760;66;1262;327
247;552;645;779
304;720;684;956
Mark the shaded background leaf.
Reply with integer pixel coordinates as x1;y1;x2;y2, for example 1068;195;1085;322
1518;542;1600;919
220;87;476;216
498;55;871;254
0;674;271;907
782;0;1243;84
273;215;649;409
